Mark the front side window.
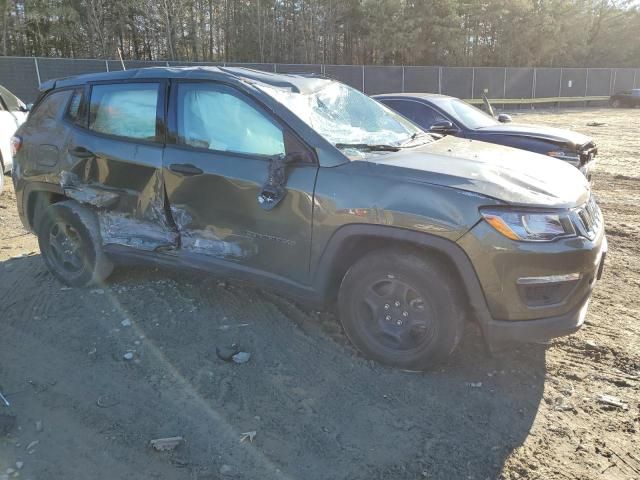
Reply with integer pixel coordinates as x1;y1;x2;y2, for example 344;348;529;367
258;81;423;149
432;98;498;129
177;83;285;156
88;83;159;141
384;100;447;129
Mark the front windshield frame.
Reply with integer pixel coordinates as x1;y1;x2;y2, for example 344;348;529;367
257;81;427;152
433;97;499;130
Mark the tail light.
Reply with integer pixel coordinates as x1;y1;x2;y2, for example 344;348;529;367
10;135;22;156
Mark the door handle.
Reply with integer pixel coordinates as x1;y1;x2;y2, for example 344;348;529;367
69;146;95;158
169;163;203;176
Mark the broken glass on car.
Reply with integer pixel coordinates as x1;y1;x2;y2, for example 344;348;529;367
258;81;430;158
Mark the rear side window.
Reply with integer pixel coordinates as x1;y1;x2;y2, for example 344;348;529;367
176;83;285;156
27;90;72;129
88;83;159;141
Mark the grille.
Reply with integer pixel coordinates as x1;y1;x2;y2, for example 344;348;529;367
573;196;602;240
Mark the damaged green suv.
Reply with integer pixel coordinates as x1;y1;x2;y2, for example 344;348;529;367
13;67;606;369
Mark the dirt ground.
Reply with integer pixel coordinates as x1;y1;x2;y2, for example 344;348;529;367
0;108;638;480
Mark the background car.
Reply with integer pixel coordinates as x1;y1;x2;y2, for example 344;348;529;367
609;89;640;108
0;84;28;192
374;93;598;180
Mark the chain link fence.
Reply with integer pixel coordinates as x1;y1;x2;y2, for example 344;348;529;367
0;56;637;104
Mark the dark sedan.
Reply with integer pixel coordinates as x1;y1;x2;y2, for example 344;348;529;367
609;89;640;108
374;93;597;180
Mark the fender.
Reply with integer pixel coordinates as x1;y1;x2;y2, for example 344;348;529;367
17;180;65;231
312;223;494;328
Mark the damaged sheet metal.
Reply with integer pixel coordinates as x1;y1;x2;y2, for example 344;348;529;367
60;164;179;251
60;171;120;208
170;206;257;259
99;212;178;251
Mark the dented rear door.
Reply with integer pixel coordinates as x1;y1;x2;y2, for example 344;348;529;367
163;80;318;284
61;80;176;250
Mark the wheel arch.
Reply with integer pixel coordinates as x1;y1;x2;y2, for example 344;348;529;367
22;182;68;231
312;224;493;326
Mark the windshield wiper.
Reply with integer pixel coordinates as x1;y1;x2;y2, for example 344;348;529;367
335;143;400;152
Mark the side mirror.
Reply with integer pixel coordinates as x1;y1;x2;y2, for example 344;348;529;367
429;120;457;134
497;113;512;123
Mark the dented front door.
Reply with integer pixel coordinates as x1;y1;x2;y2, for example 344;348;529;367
163;81;317;284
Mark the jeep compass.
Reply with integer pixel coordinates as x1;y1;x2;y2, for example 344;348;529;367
12;67;606;369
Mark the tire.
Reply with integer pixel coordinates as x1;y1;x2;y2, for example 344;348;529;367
338;248;465;370
37;201;113;287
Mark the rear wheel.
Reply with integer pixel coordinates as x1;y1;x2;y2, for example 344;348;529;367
338;248;465;370
37;201;113;287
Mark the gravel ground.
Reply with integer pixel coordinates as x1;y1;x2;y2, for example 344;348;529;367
0;108;638;480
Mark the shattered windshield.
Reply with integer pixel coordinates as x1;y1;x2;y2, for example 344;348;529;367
259;81;425;151
434;97;499;129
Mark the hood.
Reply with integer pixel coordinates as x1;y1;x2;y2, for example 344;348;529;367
368;136;590;208
475;123;592;149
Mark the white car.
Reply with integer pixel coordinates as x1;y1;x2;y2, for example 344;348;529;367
0;85;29;192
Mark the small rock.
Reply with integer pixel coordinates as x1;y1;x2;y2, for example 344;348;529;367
467;382;482;388
232;352;251;364
35;420;43;432
219;464;233;475
91;289;104;294
4;469;14;476
123;352;134;361
15;462;23;470
216;345;239;362
150;436;184;451
121;319;132;327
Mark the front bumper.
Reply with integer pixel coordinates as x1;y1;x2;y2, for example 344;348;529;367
485;291;591;345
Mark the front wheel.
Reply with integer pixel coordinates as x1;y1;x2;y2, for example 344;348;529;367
37;201;113;287
338;248;465;370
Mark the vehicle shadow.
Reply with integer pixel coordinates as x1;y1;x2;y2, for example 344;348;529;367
0;258;546;480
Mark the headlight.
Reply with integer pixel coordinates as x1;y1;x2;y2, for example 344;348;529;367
547;150;580;164
480;208;576;242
